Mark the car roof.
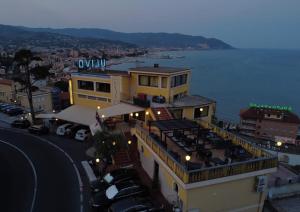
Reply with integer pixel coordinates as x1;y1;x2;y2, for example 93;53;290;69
115;180;139;190
110;197;152;211
110;168;134;176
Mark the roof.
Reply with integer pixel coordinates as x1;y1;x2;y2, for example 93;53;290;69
55;105;97;126
151;119;199;131
73;70;129;77
96;103;144;118
129;66;189;75
0;79;13;86
172;95;216;107
240;108;300;124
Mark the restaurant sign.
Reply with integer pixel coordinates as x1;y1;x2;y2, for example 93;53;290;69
77;58;106;69
249;103;292;112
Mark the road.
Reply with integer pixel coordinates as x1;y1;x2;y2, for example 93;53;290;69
0;128;87;212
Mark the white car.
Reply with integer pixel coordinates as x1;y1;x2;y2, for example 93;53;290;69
75;129;91;141
56;123;73;136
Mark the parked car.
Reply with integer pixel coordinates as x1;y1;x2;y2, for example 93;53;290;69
0;105;15;112
91;168;138;193
56;123;73;136
75;129;90;141
28;125;49;135
65;124;82;138
11;119;31;128
6;107;24;116
109;197;165;212
90;180;148;209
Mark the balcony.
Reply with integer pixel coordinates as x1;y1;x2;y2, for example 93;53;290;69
134;120;277;184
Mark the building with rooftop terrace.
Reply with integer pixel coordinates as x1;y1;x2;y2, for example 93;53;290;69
240;106;300;145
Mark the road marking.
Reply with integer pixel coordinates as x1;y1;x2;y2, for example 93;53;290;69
0;139;38;212
29;135;84;212
0;128;84;212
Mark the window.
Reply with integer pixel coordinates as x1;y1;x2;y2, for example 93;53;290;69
78;80;94;90
161;77;168;88
194;106;209;119
96;82;110;93
138;75;158;87
171;74;188;87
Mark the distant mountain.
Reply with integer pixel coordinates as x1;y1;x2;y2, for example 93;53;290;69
25;27;233;49
0;24;136;49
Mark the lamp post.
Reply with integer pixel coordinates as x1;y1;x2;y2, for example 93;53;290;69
185;155;191;170
276;141;282;158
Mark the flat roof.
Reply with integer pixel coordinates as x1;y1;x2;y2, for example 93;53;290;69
172;95;216;107
73;70;129;77
129;66;189;74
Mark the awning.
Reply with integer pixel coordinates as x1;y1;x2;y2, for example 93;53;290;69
97;103;144;118
54;105;96;126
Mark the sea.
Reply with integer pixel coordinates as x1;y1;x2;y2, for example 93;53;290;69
110;49;300;123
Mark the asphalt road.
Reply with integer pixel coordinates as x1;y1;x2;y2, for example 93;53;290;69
0;128;85;212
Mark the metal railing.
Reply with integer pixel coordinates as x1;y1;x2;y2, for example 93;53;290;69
134;122;277;184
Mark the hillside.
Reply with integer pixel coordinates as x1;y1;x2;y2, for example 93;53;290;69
0;25;136;49
26;27;233;49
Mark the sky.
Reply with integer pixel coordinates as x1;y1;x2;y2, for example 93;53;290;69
1;0;300;49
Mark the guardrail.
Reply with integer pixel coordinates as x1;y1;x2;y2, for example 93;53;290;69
135;123;277;184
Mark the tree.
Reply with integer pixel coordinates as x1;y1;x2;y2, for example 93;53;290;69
93;130;127;159
13;49;50;124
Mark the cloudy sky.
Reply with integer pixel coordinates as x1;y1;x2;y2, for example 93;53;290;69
1;0;300;49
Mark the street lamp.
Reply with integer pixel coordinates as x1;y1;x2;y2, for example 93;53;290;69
200;108;204;112
128;140;132;145
157;111;161;115
185;155;191;170
101;114;105;118
276;141;282;158
95;158;100;163
112;141;116;146
145;111;149;116
97;106;101;110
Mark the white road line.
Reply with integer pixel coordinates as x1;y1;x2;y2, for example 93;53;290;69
0;128;84;212
30;135;84;212
0;139;38;212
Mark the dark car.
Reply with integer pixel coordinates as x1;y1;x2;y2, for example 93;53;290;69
11;119;31;128
6;107;24;116
90;180;148;209
0;105;14;112
65;124;82;138
90;168;138;193
109;197;165;212
28;125;49;135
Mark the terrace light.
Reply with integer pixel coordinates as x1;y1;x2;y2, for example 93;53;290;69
276;141;282;147
101;114;105;118
135;113;139;117
157;111;161;115
145;111;149;116
112;141;116;146
130;113;133;117
128;140;132;145
200;108;204;112
95;158;100;163
97;106;101;110
185;155;191;161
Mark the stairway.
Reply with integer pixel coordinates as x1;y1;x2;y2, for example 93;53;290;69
151;107;173;121
113;149;131;166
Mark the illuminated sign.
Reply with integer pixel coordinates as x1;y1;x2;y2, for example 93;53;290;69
77;58;106;69
249;103;292;112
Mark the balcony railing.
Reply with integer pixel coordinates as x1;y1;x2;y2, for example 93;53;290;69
134;123;277;184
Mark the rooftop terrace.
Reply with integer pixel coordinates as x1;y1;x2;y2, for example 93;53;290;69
134;119;277;184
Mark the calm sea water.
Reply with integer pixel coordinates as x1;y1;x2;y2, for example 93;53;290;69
110;49;300;122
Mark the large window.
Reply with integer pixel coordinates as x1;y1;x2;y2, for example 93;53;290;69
171;74;188;87
78;80;94;90
138;75;158;87
194;106;209;119
96;82;110;93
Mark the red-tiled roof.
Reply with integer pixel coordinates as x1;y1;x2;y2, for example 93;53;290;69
0;79;13;86
240;108;300;124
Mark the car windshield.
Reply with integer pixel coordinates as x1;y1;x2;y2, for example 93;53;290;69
106;185;118;199
103;173;114;183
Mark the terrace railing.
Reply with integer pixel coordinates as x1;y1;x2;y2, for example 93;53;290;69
134;123;277;184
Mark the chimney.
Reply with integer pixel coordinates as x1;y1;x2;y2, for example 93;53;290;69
154;64;159;68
